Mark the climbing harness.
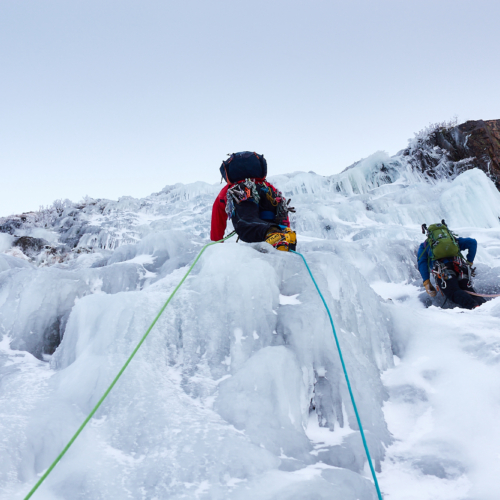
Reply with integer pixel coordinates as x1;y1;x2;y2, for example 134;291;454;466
432;259;500;299
225;179;261;218
225;179;294;225
291;250;384;500
431;260;456;290
432;256;475;289
23;232;236;500
259;181;293;221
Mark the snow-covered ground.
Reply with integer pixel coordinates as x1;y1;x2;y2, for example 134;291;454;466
1;151;500;499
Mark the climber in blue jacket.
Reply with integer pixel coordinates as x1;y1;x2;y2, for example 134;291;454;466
417;233;485;309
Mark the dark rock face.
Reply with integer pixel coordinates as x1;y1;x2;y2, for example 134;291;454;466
0;217;23;235
403;119;500;188
457;120;500;186
13;236;50;257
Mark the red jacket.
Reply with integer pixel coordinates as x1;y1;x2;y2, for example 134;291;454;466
210;179;288;241
210;184;230;241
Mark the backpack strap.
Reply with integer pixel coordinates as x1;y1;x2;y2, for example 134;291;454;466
417;240;433;272
221;154;235;183
441;220;467;262
254;153;267;178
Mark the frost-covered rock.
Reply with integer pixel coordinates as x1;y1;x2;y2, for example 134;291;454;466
401;119;500;188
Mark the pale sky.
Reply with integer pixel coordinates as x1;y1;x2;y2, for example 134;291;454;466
1;0;499;217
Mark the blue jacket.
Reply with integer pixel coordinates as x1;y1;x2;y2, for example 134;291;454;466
417;237;477;282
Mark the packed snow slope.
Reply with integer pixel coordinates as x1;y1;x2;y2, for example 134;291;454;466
1;152;500;499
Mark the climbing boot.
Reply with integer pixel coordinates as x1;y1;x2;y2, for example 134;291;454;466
265;227;297;252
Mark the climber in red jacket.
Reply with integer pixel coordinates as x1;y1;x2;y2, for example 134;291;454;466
210;152;296;251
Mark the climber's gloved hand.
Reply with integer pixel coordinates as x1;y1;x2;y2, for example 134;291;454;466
423;279;437;297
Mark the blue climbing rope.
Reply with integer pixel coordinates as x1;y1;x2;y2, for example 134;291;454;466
291;250;383;500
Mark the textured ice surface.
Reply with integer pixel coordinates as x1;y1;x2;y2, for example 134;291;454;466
0;233;14;253
1;164;500;499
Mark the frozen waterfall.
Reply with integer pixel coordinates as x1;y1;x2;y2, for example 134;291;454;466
1;160;500;499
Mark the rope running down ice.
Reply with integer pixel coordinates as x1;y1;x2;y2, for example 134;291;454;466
23;232;236;500
291;249;384;500
465;291;500;298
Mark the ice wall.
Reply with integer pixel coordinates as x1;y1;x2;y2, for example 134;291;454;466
1;165;500;499
1;242;389;499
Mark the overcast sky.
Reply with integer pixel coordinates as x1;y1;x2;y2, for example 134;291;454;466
1;0;499;217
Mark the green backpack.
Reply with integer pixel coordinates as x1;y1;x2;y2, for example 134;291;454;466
422;221;462;262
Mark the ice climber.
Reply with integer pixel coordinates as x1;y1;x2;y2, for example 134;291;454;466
210;151;297;251
417;221;485;309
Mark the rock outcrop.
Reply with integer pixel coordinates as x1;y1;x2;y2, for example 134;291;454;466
13;236;50;257
402;119;500;188
459;120;500;183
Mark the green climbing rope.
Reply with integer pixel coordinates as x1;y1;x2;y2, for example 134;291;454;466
23;232;236;500
291;250;383;500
